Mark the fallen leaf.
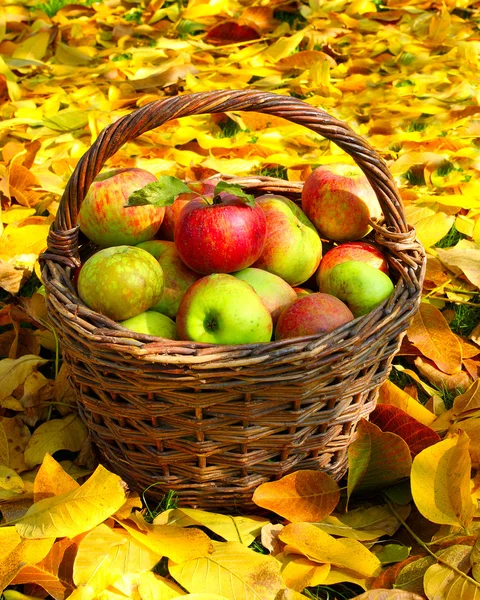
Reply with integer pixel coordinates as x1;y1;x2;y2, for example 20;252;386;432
33;453;79;502
436;240;480;289
406;303;463;375
24;413;87;468
16;464;128;539
423;545;477;599
453;380;480;417
411;432;474;529
377;380;436;426
252;470;340;523
0;355;47;402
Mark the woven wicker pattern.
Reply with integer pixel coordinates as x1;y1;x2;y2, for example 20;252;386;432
41;90;425;510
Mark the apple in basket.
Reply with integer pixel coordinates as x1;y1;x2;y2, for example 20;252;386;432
136;240;199;319
127;178;267;275
119;310;177;339
77;245;164;322
157;180;217;241
233;267;296;324
275;293;354;341
78;168;165;247
322;260;394;318
301;164;382;242
176;273;273;345
317;241;389;293
252;194;322;286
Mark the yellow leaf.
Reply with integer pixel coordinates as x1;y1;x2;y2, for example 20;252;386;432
377;380;436;426
104;571;185;600
0;220;51;259
155;507;268;546
1;207;36;224
169;541;285;600
55;42;93;66
406;303;463;375
264;31;306;62
415;212;455;248
279;523;381;578
118;514;213;563
0;416;31;473
453;380;480;417
16;464;127;539
33;452;79;502
24;413;87;468
0;526;54;592
436;240;480;289
252;470;340;523
449;419;480;469
279;554;330;591
0;465;24;500
411;432;474;529
12;32;50;61
72;524;160;600
114;492;143;520
0;355;47;401
314;565;367;590
0;259;24;294
315;504;411;541
424;545;479;599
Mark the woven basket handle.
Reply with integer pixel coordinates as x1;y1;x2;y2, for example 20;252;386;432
45;90;410;266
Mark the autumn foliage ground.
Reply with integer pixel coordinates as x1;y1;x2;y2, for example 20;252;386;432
1;0;480;599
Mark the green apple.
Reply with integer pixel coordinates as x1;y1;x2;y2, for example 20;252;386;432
253;195;322;286
324;260;394;317
119;310;177;339
136;240;199;319
233;267;296;323
176;273;273;345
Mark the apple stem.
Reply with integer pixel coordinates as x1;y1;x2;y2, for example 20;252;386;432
211;195;222;205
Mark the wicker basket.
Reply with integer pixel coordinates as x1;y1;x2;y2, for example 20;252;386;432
41;90;425;511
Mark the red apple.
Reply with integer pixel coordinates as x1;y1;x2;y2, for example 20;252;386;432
317;241;389;292
136;239;199;319
177;274;273;344
78;168;165;246
253;195;322;286
301;164;382;242
175;192;267;275
233;267;297;324
275;293;354;341
157;180;217;241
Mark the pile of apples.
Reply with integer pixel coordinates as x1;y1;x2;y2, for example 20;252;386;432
75;164;394;345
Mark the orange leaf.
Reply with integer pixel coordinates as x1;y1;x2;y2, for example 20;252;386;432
10;538;76;600
252;470;340;522
453;380;480;417
406;302;462;374
413;356;472;392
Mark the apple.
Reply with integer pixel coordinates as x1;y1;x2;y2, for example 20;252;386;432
176;273;273;345
324;260;394;317
293;287;313;298
252;195;322;286
175;192;267;274
77;245;164;321
157;180;216;241
301;164;382;242
119;310;177;339
136;240;199;318
78;168;165;247
275;293;354;340
233;267;297;323
317;241;389;292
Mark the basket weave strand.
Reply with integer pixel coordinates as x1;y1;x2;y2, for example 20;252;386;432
41;90;425;510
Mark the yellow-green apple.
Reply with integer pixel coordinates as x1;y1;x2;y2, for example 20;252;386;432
136;239;199;319
233;267;296;323
317;241;389;292
119;310;177;339
77;246;164;321
176;273;273;344
175;192;267;274
324;260;394;317
252;195;322;286
301;164;382;242
293;287;314;298
78;168;165;246
158;180;216;241
275;293;354;340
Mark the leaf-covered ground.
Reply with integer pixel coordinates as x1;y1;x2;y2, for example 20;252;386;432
1;0;480;599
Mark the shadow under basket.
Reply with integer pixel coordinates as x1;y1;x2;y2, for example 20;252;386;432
41;90;426;512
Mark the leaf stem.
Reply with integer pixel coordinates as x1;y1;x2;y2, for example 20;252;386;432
384;496;480;589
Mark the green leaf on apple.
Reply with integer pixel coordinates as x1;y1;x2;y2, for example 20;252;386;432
125;176;192;207
213;181;256;208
